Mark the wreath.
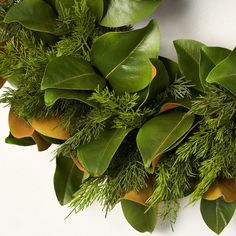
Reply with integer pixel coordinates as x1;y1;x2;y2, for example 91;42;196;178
1;0;236;234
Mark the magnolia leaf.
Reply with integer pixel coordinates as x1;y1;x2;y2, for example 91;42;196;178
101;0;162;27
44;88;97;107
4;0;60;35
206;47;236;96
200;47;231;89
159;103;180;113
72;156;89;174
201;197;236;234
91;20;160;94
174;39;205;91
151;155;161;169
136;61;168;108
31;117;69;140
31;131;51;151
203;179;236;203
137;111;195;169
54;156;83;205
122;182;153;205
0;78;6;88
121;200;157;233
159;99;192;113
150;58;169;93
159;56;181;84
8;111;34;139
41;56;106;91
5;133;35;146
8;111;51;150
40;134;64;145
77;128;131;176
87;0;104;21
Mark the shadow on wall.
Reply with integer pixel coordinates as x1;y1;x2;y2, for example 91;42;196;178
155;0;191;20
154;0;192;60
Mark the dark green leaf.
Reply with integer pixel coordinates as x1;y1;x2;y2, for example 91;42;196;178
4;0;60;35
201;197;236;234
87;0;104;21
206;47;236;96
44;0;56;8
41;56;106;90
174;39;205;91
101;0;162;27
5;133;35;146
150;58;169;93
136;59;169;108
121;200;157;233
200;47;231;89
91;20;160;94
159;56;181;84
33;31;58;44
44;88;97;107
54;156;84;205
77;128;131;176
137;111;195;169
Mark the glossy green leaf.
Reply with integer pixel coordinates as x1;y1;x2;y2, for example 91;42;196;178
201;197;236;234
174;39;205;91
137;110;195;169
206;47;236;96
44;88;97;107
136;59;169;107
150;58;169;93
41;56;106;90
91;20;160;94
5;133;35;146
159;56;181;84
54;156;83;205
101;0;162;27
4;0;60;35
137;59;169;108
77;128;131;176
121;200;157;233
200;47;231;89
87;0;104;21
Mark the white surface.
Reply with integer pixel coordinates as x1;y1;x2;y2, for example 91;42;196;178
1;1;236;235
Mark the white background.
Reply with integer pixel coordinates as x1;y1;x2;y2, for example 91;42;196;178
1;0;236;235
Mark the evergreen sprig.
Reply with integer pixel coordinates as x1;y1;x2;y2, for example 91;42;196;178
57;87;156;158
69;140;148;215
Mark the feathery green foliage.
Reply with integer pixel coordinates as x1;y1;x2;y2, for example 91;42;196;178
159;76;193;101
0;0;20;41
158;200;180;226
0;30;56;119
148;84;236;207
57;87;156;157
68;138;149;215
56;0;96;60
